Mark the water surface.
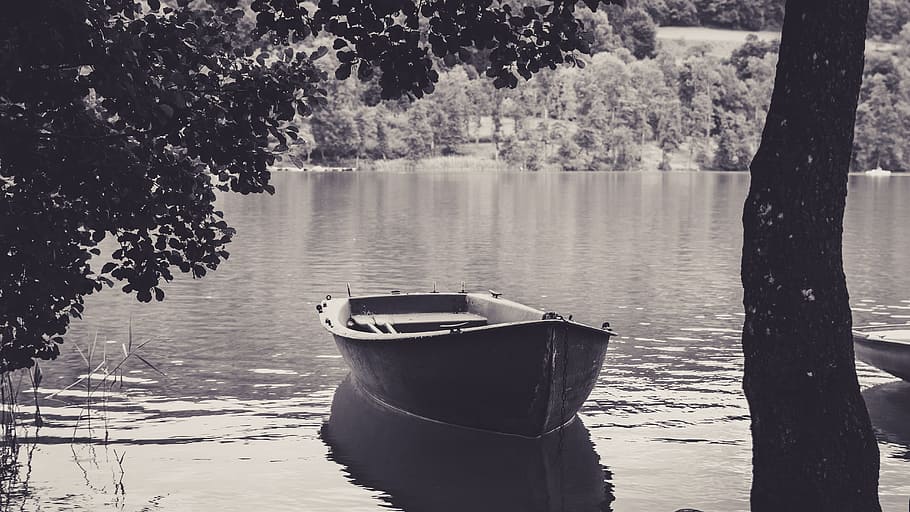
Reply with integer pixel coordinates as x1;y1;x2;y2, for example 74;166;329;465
3;171;909;511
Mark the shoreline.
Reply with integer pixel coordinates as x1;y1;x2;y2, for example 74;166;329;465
272;150;906;175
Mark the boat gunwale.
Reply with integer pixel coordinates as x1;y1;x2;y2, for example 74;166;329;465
854;325;910;346
317;292;612;342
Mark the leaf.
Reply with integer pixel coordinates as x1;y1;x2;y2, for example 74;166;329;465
101;262;117;274
159;104;174;119
311;46;329;60
335;63;352;80
357;63;374;81
148;0;160;11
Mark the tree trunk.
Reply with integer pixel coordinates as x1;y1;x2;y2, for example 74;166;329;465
742;1;880;510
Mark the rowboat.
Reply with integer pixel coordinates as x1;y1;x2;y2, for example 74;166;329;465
316;290;615;438
853;325;910;381
321;376;614;511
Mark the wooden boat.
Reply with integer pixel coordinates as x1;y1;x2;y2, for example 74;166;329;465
316;290;615;438
321;376;614;512
853;325;910;381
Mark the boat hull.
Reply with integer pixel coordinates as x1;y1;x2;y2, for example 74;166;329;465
331;320;610;437
854;327;910;381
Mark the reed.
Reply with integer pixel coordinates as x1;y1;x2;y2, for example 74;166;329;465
45;321;164;443
0;322;164;509
0;319;163;505
0;369;28;506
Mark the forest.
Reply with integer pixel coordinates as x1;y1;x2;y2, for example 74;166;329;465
291;0;910;172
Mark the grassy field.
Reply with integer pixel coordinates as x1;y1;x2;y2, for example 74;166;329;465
657;26;780;57
656;26;898;56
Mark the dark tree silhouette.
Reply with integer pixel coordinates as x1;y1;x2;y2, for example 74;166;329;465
742;1;880;509
0;1;327;371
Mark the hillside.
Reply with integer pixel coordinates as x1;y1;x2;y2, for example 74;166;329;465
284;5;910;173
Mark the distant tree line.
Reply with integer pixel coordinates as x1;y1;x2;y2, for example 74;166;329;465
868;0;910;40
633;0;785;31
854;25;910;171
295;3;910;172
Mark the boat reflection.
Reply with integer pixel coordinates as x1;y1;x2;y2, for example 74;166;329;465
863;380;910;458
321;376;615;512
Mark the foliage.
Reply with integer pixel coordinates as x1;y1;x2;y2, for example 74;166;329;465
604;6;659;59
298;23;793;172
403;102;436;160
0;0;326;372
693;0;785;30
428;68;472;154
302;15;899;175
574;10;624;56
868;0;910;40
854;69;910;171
500;129;546;171
728;34;780;80
626;0;787;30
662;0;701;25
253;0;623;100
713;111;753;170
309;80;362;160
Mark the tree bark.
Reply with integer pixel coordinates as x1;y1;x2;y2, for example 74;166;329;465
742;1;881;510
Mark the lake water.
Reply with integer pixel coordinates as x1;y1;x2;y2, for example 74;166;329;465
2;171;909;511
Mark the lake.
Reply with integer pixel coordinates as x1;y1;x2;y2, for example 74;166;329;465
3;171;909;511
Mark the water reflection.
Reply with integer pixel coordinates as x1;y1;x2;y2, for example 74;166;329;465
863;380;910;459
321;376;614;512
1;431;37;512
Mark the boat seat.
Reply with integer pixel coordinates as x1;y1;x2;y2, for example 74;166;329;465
350;313;488;333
